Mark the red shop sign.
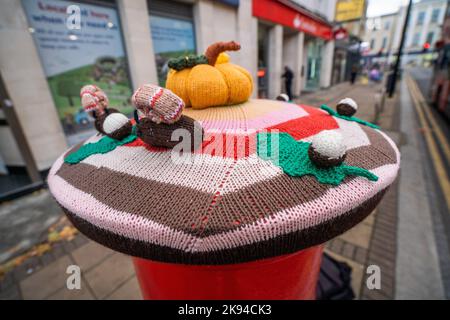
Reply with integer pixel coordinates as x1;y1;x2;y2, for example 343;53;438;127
252;0;332;40
334;27;348;40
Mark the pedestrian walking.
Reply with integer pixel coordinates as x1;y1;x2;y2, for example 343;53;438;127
350;63;358;85
282;66;294;100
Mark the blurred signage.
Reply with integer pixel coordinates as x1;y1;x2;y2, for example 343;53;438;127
21;0;133;145
150;15;196;86
252;0;332;40
217;0;240;7
335;0;365;22
333;27;348;40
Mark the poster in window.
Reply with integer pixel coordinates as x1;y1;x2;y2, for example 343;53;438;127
21;0;133;145
150;15;196;85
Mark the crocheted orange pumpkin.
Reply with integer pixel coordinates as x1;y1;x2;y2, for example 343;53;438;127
166;41;253;109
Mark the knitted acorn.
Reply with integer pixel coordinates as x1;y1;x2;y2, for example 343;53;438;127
80;85;132;140
336;98;358;117
132;84;203;150
166;41;253;109
308;130;347;168
276;94;290;102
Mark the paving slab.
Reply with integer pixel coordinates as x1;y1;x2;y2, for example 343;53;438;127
84;253;135;299
20;255;73;300
71;241;114;272
106;276;142;300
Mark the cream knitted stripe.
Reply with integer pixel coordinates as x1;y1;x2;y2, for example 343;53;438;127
81;147;282;194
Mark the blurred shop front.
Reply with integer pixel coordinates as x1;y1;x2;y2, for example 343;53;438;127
253;0;334;98
0;0;257;200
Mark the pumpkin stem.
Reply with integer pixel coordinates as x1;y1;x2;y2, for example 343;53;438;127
204;41;240;66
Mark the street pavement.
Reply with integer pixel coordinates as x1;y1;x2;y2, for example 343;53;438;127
1;73;449;299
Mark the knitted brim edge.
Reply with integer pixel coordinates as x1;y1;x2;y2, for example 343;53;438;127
59;187;388;265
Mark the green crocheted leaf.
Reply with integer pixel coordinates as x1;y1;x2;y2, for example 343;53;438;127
320;105;380;129
168;54;209;71
65;133;137;164
257;132;378;185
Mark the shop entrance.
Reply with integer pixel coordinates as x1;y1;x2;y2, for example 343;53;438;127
0;73;43;201
257;23;270;98
305;38;324;91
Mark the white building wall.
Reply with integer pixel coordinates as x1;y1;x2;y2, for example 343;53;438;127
118;0;158;89
0;0;67;170
320;39;335;88
283;32;305;96
268;25;283;98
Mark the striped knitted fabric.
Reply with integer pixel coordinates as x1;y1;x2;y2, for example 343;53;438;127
48;99;400;265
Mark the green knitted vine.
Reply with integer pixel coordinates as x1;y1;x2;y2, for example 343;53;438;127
65;130;137;164
320;105;380;129
168;54;209;71
257;132;378;185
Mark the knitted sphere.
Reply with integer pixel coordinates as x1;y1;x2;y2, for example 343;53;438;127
132;84;184;124
276;94;290;102
309;130;346;167
102;113;132;140
336;97;357;117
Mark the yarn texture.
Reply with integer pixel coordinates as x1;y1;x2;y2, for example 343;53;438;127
49;99;400;265
321;105;380;129
166;41;253;109
65;131;136;164
257;132;378;185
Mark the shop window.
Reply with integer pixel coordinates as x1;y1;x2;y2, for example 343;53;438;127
21;0;133;146
148;0;196;86
426;32;434;45
431;8;440;23
412;32;421;47
417;11;426;25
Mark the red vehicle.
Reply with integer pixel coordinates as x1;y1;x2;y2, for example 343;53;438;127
430;4;450;119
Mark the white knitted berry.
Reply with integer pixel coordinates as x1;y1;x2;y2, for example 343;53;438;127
311;130;346;160
102;113;129;135
338;97;358;111
277;93;290;102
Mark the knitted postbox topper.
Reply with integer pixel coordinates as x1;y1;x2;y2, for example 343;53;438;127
48;98;400;265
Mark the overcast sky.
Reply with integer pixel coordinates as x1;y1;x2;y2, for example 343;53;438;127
366;0;411;17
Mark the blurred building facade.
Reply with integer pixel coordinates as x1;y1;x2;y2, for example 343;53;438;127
363;0;447;67
0;0;336;197
332;0;367;84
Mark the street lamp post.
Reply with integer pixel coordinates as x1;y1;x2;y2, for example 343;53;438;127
388;0;413;97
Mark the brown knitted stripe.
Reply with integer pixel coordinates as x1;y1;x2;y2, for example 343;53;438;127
359;125;397;162
61;188;387;265
56;162;214;235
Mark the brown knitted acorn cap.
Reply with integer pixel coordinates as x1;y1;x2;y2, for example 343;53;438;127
131;84;185;124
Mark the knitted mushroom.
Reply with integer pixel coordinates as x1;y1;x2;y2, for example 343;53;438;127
336;98;358;117
80;85;132;140
132;84;203;150
308;130;347;168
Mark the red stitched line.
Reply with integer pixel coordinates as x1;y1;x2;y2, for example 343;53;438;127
149;88;164;109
